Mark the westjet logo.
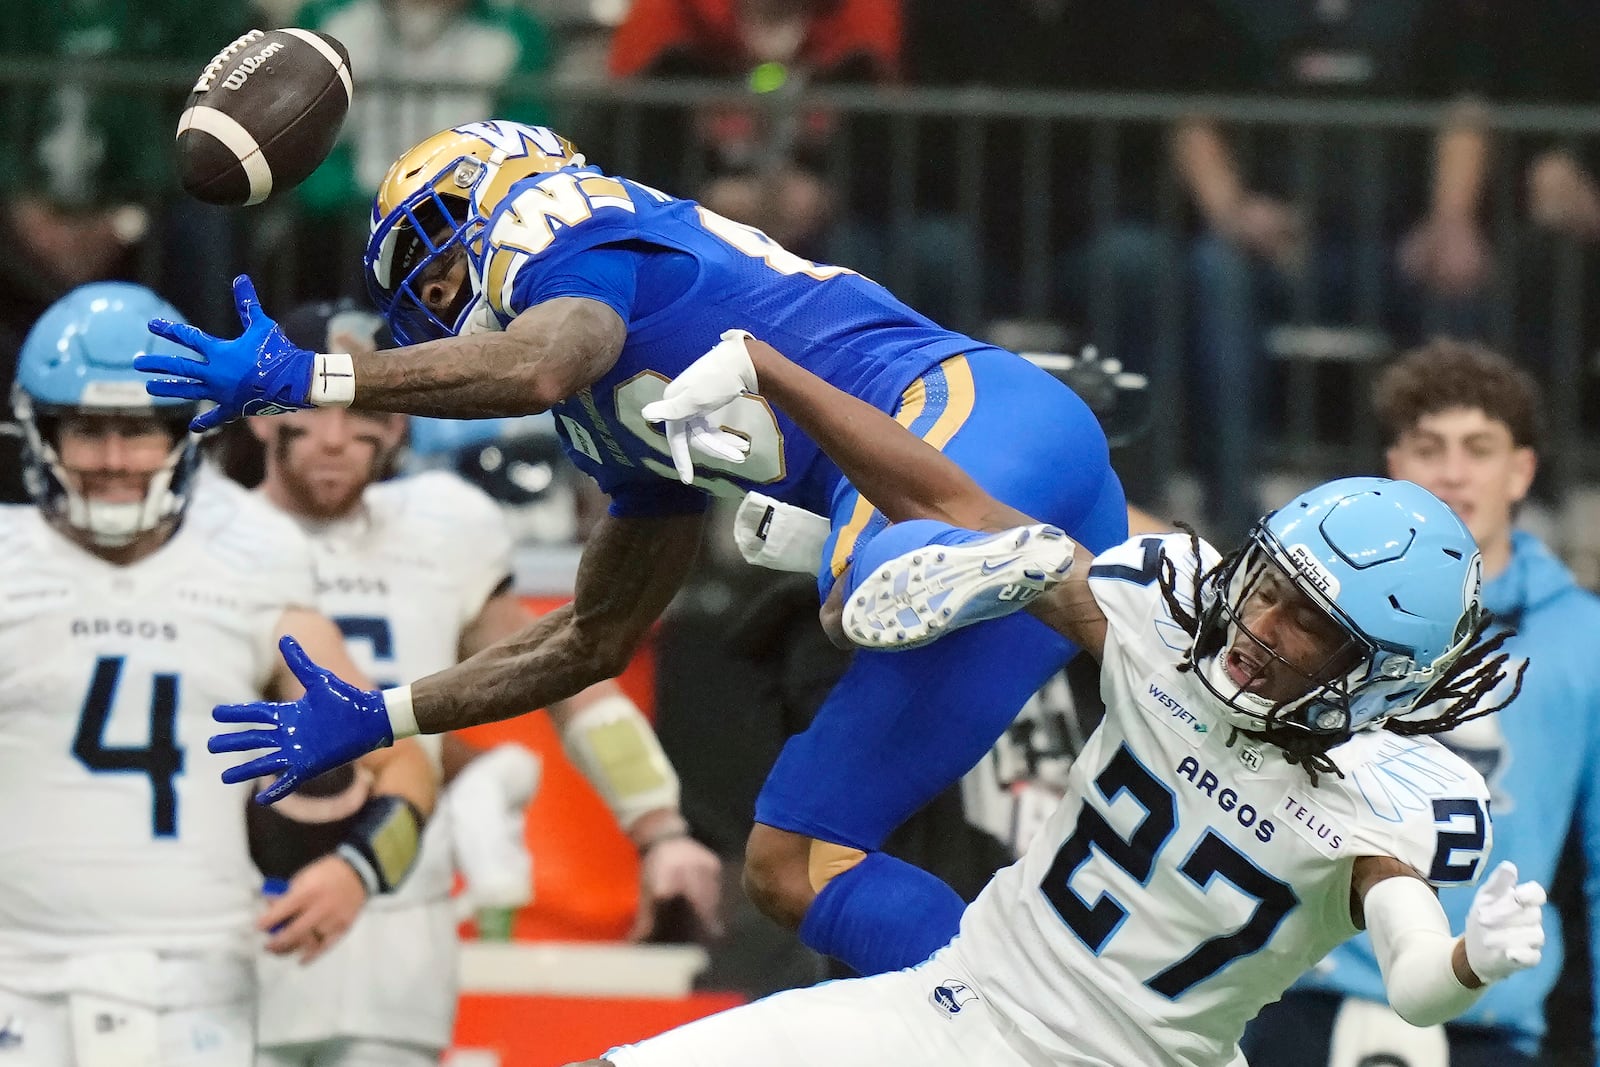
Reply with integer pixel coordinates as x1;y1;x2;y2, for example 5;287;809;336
1149;683;1207;733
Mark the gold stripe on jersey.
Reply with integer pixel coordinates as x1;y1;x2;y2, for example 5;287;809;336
827;355;977;577
825;356;972;575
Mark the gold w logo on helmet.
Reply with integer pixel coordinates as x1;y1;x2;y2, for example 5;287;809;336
365;121;586;345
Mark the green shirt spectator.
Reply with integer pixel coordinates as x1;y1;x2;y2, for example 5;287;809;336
0;0;254;207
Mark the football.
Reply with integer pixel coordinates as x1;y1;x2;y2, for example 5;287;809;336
175;28;353;207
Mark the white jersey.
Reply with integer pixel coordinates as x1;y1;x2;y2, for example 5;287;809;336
955;534;1493;1067
284;470;514;908
257;471;514;1051
0;474;315;967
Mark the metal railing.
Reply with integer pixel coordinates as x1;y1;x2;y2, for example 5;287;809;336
4;62;1599;505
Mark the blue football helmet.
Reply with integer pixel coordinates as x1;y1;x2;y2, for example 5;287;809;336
13;282;202;546
364;120;585;346
1190;477;1483;737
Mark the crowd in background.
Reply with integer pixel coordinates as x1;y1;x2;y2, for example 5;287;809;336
4;1;1600;535
4;1;1600;1063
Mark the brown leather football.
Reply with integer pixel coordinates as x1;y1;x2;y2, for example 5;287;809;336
175;28;352;207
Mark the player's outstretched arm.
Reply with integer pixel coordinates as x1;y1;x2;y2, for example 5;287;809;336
748;336;1031;532
413;509;705;731
208;513;703;804
138;274;628;427
348;297;628;417
1356;855;1546;1027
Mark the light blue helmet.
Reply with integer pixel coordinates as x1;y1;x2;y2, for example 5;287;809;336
1191;477;1483;737
13;282;202;546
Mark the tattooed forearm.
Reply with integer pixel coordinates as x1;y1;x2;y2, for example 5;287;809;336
349;297;627;418
409;511;705;733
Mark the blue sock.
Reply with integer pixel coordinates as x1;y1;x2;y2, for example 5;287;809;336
798;851;967;975
843;519;990;600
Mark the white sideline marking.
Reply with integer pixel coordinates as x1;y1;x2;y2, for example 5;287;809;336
458;941;709;998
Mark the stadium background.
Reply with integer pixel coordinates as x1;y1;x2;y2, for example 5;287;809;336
2;0;1598;1063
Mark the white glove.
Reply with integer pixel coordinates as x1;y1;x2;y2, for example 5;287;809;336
448;744;541;920
640;328;757;483
1464;860;1546;984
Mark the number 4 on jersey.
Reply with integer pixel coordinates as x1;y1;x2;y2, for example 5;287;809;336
72;656;184;837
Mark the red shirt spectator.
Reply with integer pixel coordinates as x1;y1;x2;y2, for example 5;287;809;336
606;0;900;256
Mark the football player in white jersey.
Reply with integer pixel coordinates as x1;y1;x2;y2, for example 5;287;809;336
0;284;435;1067
551;335;1546;1067
245;303;722;1067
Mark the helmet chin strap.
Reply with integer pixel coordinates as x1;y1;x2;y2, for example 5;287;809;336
53;447;184;549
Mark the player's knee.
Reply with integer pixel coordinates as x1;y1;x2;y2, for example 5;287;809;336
743;825;819;928
745;826;870;928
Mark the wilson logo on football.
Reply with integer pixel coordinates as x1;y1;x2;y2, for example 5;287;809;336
192;29;266;93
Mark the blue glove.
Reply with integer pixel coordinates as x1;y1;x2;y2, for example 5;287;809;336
135;274;316;433
209;635;395;804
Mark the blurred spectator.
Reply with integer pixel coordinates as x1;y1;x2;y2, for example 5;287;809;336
1456;0;1600;392
1244;340;1600;1067
605;0;963;318
906;0;1210;503
0;0;254;379
1173;0;1491;539
292;0;555;297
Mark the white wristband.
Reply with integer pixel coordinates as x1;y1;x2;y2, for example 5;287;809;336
381;684;420;741
308;352;356;407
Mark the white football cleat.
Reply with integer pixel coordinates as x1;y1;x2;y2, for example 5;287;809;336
842;524;1075;650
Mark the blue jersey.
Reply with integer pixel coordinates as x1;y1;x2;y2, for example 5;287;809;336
475;165;988;517
1292;530;1600;1053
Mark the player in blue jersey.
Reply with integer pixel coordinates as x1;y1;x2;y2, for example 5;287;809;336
133;120;1129;975
548;339;1545;1067
1242;340;1600;1067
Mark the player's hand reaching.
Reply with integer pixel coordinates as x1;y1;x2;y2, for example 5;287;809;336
1464;860;1546;984
640;328;757;483
135;274;316;432
209;635;397;803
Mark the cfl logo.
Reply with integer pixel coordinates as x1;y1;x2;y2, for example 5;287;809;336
997;584;1040;603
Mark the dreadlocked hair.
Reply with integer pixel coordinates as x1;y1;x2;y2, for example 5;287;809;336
1219;725;1345;785
1155;521;1227;650
1385;611;1526;737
